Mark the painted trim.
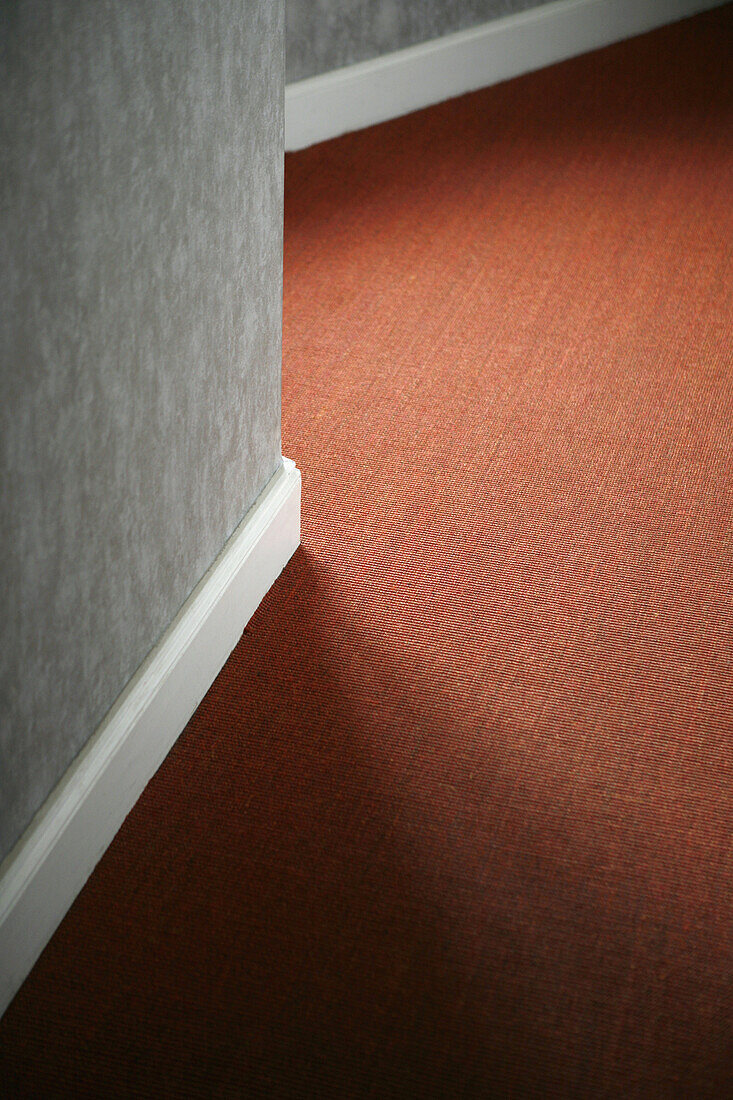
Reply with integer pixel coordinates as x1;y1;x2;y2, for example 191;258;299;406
0;457;301;1018
285;0;727;150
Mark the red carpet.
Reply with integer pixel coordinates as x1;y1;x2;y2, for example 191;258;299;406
2;8;732;1096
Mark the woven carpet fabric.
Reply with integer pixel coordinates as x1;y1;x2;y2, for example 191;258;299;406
1;7;732;1098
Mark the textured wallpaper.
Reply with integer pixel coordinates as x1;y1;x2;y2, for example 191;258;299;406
0;0;284;859
286;0;555;80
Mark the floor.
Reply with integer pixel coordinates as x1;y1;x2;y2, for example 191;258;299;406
1;6;732;1097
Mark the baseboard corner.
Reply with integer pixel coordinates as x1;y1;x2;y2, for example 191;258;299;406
0;456;301;1018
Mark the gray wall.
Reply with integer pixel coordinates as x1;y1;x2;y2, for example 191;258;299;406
0;0;284;859
287;0;555;81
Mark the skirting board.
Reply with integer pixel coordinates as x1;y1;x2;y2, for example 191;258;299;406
0;456;301;1018
285;0;728;150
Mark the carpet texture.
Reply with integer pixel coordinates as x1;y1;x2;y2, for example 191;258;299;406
1;7;732;1097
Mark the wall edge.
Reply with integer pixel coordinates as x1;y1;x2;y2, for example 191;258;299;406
0;457;301;1018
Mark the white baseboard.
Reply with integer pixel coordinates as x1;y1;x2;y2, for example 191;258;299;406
285;0;727;150
0;456;301;1018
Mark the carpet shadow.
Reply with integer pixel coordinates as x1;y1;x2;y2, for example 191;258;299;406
1;548;731;1097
